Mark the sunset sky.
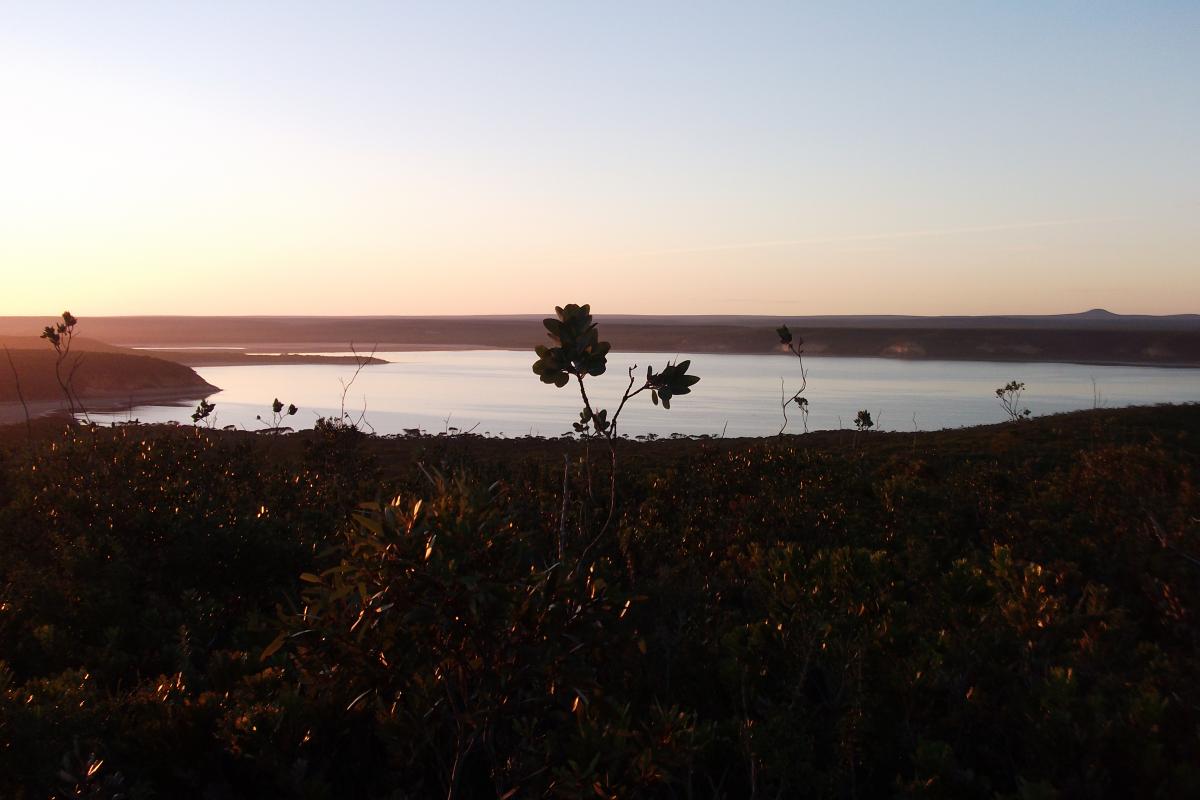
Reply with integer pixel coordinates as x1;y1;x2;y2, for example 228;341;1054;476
1;2;1197;316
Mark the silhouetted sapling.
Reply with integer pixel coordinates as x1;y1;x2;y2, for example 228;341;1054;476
996;380;1032;422
776;324;809;435
40;310;88;421
854;409;874;431
257;397;298;433
316;343;377;432
533;303;699;541
533;304;699;441
192;398;216;427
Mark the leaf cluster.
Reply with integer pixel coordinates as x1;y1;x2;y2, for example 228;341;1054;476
191;398;216;424
531;303;611;387
39;311;78;352
646;360;700;409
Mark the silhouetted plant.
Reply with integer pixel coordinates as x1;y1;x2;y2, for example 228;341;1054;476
1091;376;1107;410
776;324;809;435
533;303;699;539
190;398;216;427
854;409;874;431
533;304;699;440
40;311;88;421
257;398;298;433
996;380;1032;421
318;343;377;433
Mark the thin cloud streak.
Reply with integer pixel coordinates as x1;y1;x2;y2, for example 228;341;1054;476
623;216;1120;258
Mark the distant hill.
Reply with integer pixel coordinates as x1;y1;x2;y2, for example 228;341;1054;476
598;310;1200;331
0;335;386;368
0;335;131;354
0;312;1197;366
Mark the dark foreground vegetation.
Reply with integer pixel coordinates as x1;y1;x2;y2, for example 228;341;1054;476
1;404;1198;798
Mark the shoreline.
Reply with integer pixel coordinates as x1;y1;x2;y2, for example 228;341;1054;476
0;385;217;427
158;343;1200;370
145;351;390;367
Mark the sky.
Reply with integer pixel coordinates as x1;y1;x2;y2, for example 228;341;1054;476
1;1;1197;316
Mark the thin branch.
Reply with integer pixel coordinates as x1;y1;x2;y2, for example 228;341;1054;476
3;346;32;438
66;352;90;422
355;394;376;433
339;342;377;427
607;364;649;441
778;340;809;436
1148;514;1200;570
558;455;569;561
779;378;789;437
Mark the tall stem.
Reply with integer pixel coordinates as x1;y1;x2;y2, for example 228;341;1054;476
4;346;32;438
779;378;789;437
779;343;808;436
570;366;649;576
573;372;597;420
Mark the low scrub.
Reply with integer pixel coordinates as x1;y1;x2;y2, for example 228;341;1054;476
0;405;1198;797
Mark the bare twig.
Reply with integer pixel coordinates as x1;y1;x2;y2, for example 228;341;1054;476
608;364;650;440
1090;376;1106;409
558;454;569;561
779;378;789;436
66;352;90;422
356;394;376;434
339;342;377;428
3;346;32;438
1148;514;1200;569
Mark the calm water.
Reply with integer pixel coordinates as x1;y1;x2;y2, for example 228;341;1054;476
88;350;1200;437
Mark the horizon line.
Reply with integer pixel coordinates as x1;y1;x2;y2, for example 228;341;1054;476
2;308;1198;321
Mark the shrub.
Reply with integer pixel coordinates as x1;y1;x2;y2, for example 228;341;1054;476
275;474;708;796
996;380;1032;422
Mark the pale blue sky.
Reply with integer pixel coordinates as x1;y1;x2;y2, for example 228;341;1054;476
1;1;1197;314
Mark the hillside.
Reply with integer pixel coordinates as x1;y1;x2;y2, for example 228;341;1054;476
0;405;1197;796
0;346;218;413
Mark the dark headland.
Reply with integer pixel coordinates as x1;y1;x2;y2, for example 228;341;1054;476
0;334;387;423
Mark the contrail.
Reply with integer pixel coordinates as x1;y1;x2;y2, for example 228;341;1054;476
624;216;1115;258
